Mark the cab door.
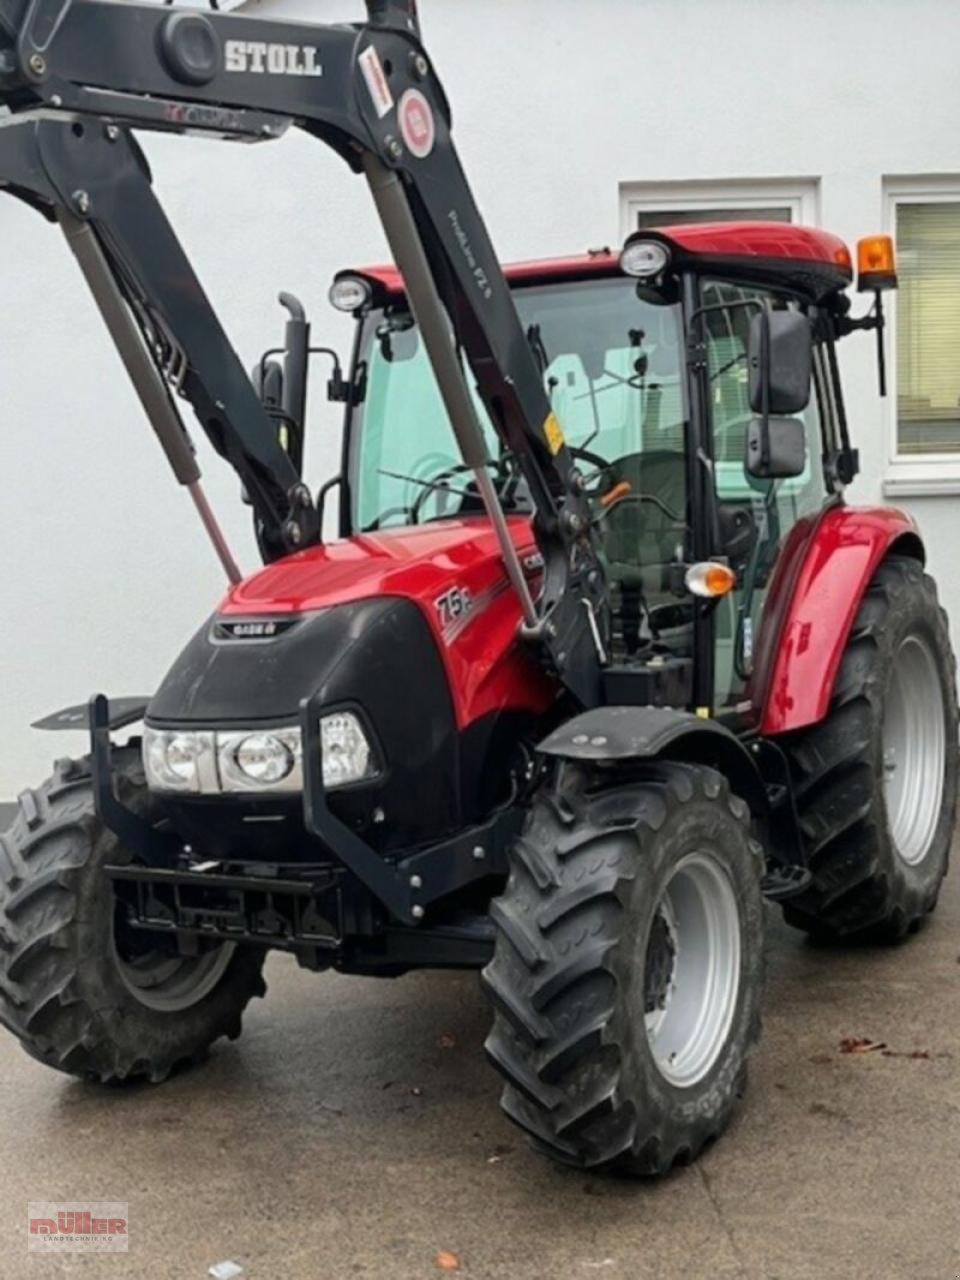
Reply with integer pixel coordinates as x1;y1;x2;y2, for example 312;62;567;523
699;280;831;715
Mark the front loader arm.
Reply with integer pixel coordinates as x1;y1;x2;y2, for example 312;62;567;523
0;0;608;706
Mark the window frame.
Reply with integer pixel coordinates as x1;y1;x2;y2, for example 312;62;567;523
693;274;834;719
619;178;820;241
343;277;690;535
883;176;960;497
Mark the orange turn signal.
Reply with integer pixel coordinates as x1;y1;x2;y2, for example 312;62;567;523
857;235;897;293
686;561;737;599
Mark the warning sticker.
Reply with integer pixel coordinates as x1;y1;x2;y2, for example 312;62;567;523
359;45;394;119
398;88;436;159
543;412;565;456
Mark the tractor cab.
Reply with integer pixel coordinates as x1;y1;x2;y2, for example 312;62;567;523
321;223;863;724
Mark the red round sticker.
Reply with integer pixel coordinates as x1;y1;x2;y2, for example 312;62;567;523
399;89;435;160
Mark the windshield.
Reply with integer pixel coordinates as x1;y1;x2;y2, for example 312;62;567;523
349;278;686;532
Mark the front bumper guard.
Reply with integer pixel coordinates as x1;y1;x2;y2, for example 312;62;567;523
89;692;522;928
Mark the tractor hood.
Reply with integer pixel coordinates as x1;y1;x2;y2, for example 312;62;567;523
147;515;549;729
219;517;536;618
143;516;549;853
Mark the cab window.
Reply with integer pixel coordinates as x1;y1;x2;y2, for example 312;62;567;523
701;279;829;711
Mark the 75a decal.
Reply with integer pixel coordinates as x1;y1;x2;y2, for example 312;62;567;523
435;586;473;634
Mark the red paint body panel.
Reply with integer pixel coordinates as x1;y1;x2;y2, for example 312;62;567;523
220;519;556;730
221;505;918;739
759;505;923;736
353;223;852;296
656;221;852;272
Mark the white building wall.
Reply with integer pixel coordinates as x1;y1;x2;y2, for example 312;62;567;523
2;0;959;793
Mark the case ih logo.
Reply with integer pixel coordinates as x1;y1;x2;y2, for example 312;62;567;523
224;40;323;77
213;618;299;642
28;1203;128;1254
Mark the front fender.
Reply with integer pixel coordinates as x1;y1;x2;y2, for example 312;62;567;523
538;706;767;814
31;696;150;733
758;504;924;736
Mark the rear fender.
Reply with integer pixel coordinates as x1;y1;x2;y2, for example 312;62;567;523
758;505;924;736
538;706;767;815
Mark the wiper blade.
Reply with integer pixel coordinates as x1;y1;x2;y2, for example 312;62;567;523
377;467;472;500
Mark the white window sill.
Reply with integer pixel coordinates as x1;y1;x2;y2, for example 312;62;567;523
883;463;960;498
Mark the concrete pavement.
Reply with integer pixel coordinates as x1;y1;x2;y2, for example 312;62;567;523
1;855;959;1279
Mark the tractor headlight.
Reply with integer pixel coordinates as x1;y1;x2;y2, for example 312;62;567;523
143;714;378;795
219;730;301;791
320;712;375;789
329;274;372;313
620;237;671;279
143;728;217;793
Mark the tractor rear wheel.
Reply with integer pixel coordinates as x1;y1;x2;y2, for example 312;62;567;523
0;749;266;1082
780;555;958;941
482;761;764;1175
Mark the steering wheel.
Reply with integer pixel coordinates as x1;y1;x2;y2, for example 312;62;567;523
365;507;415;531
410;455;519;524
409;451;459;485
565;444;617;496
411;464;474;523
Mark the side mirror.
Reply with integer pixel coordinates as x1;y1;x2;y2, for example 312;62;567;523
746;415;806;480
377;315;420;364
748;309;812;416
746;309;812;480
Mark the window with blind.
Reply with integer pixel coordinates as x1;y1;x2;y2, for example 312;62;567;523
896;201;960;454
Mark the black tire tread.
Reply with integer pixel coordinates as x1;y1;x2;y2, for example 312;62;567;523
780;555;958;941
0;751;266;1083
483;762;764;1176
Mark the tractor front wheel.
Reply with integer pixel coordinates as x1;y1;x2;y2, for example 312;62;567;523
0;750;266;1082
483;762;764;1175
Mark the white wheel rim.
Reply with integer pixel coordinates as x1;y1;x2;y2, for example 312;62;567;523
643;852;741;1088
882;632;946;868
112;929;235;1013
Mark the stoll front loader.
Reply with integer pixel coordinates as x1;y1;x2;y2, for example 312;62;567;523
0;0;956;1176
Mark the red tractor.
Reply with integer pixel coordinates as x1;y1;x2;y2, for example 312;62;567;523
0;0;956;1176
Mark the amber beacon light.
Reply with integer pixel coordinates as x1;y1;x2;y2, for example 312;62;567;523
857;235;898;293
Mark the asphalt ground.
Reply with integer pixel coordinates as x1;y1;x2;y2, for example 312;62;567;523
0;836;958;1279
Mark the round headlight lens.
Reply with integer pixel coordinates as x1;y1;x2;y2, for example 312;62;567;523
143;728;213;793
329;276;372;313
165;734;202;784
620;239;671;279
232;734;295;785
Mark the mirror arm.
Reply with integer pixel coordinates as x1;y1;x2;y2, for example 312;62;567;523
309;346;350;404
758;307;772;474
834;292;888;398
